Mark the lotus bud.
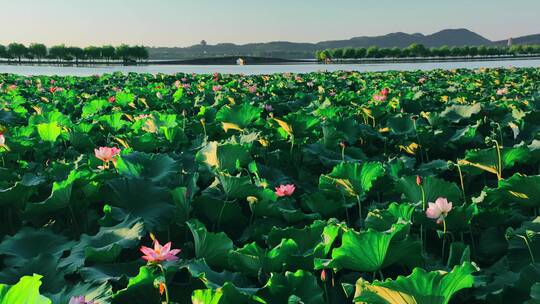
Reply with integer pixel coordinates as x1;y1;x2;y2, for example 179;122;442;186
103;204;112;214
321;269;328;282
411;115;419;121
416;175;422;186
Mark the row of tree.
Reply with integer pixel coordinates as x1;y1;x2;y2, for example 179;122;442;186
316;44;540;61
0;43;149;62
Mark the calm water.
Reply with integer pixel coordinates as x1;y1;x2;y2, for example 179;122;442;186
1;59;539;76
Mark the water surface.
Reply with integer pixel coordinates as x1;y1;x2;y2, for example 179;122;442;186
1;59;539;76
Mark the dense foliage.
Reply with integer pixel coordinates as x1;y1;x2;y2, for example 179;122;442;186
0;43;148;63
0;68;539;304
316;43;540;61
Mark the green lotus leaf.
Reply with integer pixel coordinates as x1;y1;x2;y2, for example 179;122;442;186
99;113;127;131
186;259;257;297
0;254;65;294
59;216;144;272
116;152;178;183
319;161;384;199
460;146;530;176
81;99;110;118
112;266;161;304
192;288;222;304
485;174;540;208
272;112;320;139
108;177;175;229
48;282;112;304
0;227;73;261
187;219;234;267
387;114;415;135
36;122;63;143
365;202;416;231
115;91;135;106
322;117;361;146
440;103;481;123
0;173;44;207
256;270;325;304
216;103;262;131
196;141;251;173
0;274;51;304
396;175;461;205
23;170;82;216
79;261;143;283
506;217;540;271
446;242;470;268
353;262;479;304
301;192;348;218
324;223;421;272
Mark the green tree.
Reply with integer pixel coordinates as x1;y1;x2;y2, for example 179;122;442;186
366;46;380;58
101;45;116;62
7;43;27;62
67;46;85;62
343;47;355;59
469;46;478;57
389;47;402;58
355;48;367;58
28;43;47;62
49;44;67;61
84;46;101;61
0;44;6;59
406;43;428;57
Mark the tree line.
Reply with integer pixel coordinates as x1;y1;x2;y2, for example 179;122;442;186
0;43;149;63
316;43;540;61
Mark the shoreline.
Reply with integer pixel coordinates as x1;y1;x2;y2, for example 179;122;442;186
1;55;540;67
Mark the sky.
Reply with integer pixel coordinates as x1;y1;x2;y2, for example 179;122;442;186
1;0;539;47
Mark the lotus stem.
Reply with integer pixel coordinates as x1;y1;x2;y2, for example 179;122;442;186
456;162;466;201
420;185;426;255
491;139;502;180
378;269;385;281
290;135;295;154
157;264;170;304
442;219;447;262
517;234;535;264
323;281;330;304
413;120;425;163
356;195;362;228
216;202;227;231
469;226;476;259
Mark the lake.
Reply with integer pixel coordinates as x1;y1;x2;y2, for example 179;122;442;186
1;59;539;76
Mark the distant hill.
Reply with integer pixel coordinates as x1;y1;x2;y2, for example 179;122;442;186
148;29;538;59
494;34;540;46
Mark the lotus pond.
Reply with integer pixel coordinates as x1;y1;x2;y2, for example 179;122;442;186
0;68;539;304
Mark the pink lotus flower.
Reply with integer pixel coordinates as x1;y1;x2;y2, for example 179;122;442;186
248;85;257;93
0;133;5;147
69;296;94;304
496;87;508;96
373;88;389;101
275;184;296;197
108;96;116;103
426;197;453;224
174;80;181;88
140;238;181;263
212;85;222;92
94;147;121;163
49;87;58;93
307;81;314;87
7;84;17;91
264;104;274;112
183;83;191;89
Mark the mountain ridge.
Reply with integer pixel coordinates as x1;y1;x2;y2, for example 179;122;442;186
148;29;540;59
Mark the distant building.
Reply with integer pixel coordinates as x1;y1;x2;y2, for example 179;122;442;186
507;37;513;47
236;58;245;65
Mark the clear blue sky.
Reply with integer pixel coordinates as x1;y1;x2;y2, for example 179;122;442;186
1;0;538;47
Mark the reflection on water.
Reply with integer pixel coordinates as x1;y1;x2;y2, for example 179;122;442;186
0;59;539;76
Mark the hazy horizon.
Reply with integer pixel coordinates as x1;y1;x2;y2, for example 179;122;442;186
1;0;539;47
